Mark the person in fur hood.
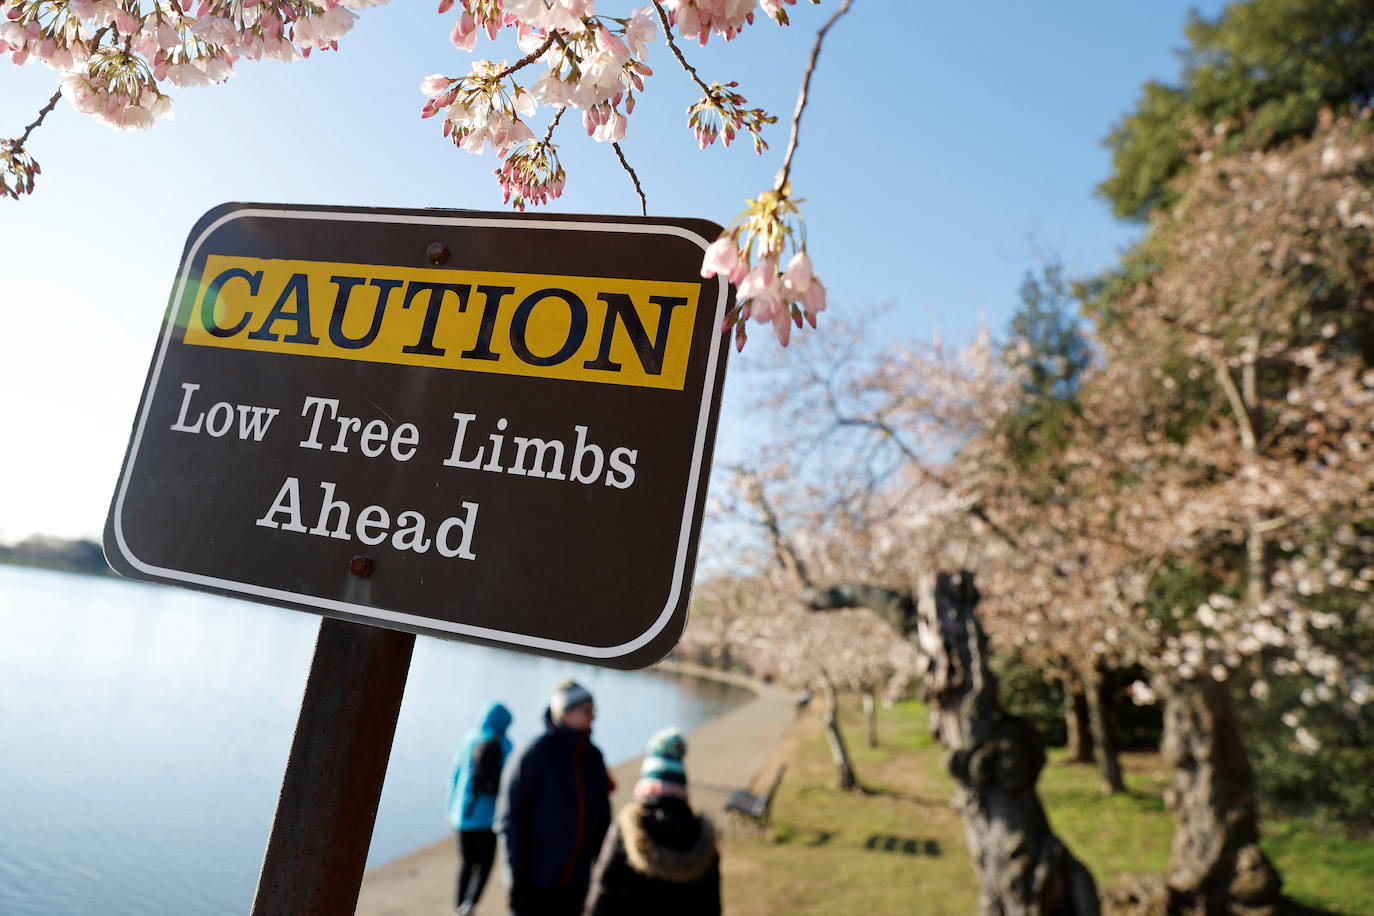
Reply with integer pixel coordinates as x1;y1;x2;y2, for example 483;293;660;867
585;727;722;916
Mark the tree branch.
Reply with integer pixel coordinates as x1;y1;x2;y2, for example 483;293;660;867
612;141;647;215
494;33;557;81
8;89;64;153
775;0;855;193
803;583;918;638
722;463;815;588
649;1;717;100
1249;514;1295;535
826;406;1022;551
1208;355;1257;452
539;105;566;146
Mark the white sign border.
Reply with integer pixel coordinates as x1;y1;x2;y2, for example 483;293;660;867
110;205;729;661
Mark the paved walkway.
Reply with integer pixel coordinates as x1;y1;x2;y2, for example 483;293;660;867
355;663;794;916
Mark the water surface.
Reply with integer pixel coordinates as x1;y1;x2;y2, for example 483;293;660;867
0;565;746;915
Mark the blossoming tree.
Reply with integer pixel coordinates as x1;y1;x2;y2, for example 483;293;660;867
734;116;1374;913
734;312;1140;792
696;442;1105;913
1068;116;1374;914
690;463;923;783
1;0;840;346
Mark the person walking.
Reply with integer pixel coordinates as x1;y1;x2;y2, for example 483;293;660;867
497;680;611;916
447;701;514;916
585;727;721;916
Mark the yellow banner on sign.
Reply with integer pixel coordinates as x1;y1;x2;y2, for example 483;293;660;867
182;255;701;390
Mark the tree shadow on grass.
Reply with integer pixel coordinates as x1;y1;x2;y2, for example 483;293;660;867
771;828;836;848
863;835;942;857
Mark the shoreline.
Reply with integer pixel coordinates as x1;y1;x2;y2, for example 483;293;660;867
651;656;769;693
355;659;795;916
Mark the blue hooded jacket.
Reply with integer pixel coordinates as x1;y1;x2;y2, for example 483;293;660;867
447;702;513;831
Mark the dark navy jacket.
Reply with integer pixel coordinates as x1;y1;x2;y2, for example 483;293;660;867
497;711;612;899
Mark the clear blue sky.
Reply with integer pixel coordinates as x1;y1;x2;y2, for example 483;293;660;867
0;1;1225;542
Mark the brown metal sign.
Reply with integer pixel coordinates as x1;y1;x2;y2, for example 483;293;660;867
104;203;731;669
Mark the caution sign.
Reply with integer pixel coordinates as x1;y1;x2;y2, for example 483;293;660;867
104;203;731;669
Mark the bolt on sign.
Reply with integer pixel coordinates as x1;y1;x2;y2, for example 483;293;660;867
104;203;731;669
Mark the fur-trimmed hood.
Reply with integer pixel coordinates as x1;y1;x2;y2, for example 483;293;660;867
618;801;717;883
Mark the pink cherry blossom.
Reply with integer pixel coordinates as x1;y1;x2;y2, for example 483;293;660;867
781;250;825;320
780;249;812;294
591;108;626;142
737;255;777;302
420;73;452;96
800;277;825;322
623;6;657;57
450;12;478;50
596;25;630;59
3;0;836;349
700;235;739;280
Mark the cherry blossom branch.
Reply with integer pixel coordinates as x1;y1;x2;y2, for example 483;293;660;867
820;384;1022;551
648;1;776;153
493;33;558;80
9;88;63;152
1141;307;1225;343
612;141;647;216
495;105;567;210
649;1;717;100
775;0;855;193
6;23;112;155
0;89;60;199
845;418;1019;550
698;5;844;346
540;104;566;145
1135;275;1283;346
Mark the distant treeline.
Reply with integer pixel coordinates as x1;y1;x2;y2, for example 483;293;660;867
0;536;114;577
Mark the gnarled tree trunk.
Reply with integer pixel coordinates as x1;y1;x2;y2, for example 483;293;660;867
1081;663;1126;794
1161;676;1281;916
919;572;1099;916
1063;672;1093;765
820;673;857;791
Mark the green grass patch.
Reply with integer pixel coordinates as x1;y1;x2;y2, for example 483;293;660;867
719;697;1374;916
720;699;976;915
1038;749;1174;881
1262;819;1374;914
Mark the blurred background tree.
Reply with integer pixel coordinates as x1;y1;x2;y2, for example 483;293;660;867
1099;0;1374;220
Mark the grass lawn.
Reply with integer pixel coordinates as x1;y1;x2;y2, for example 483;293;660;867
718;698;1374;916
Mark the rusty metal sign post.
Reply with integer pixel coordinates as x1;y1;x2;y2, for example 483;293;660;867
104;203;733;915
251;617;412;915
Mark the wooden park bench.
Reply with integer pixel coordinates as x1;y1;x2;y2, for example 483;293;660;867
724;765;786;830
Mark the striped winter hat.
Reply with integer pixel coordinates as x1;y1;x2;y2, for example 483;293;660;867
550;680;593;721
635;727;688;800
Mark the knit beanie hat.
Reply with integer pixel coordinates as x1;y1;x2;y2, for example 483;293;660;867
635;727;688;800
550;679;593;721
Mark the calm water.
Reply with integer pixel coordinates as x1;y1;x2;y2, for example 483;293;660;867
0;565;747;916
